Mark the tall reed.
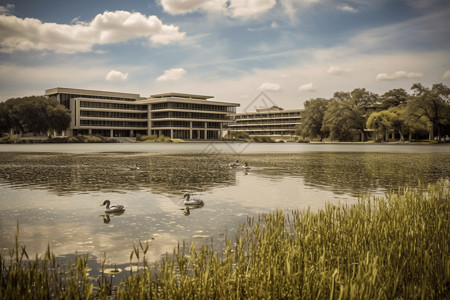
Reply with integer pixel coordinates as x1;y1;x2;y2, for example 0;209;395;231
1;180;448;299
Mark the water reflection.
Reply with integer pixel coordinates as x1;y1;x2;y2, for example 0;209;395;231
100;211;124;224
0;153;237;195
0;151;449;265
182;205;204;216
236;152;450;196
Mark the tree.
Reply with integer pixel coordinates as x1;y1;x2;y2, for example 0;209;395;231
322;100;365;141
380;88;409;109
407;83;450;141
0;96;71;135
321;88;378;141
296;98;330;140
366;107;407;142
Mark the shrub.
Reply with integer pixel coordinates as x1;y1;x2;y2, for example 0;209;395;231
0;135;22;144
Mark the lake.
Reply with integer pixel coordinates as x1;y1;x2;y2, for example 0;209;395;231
1;142;449;269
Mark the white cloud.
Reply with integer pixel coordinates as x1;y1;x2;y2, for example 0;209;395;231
339;4;358;13
228;0;277;18
281;0;322;20
326;66;352;76
0;10;185;53
156;68;187;82
298;82;317;92
258;82;281;91
106;70;128;82
442;70;450;80
159;0;276;19
158;0;225;15
376;71;424;81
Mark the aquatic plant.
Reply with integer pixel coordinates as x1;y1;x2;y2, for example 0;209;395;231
117;179;449;299
1;180;448;299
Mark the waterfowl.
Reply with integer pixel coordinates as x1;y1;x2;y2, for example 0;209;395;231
100;200;125;213
183;192;204;207
242;162;250;170
228;160;239;167
127;165;140;170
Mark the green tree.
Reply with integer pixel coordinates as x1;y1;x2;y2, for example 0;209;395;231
379;88;409;109
407;83;450;141
296;98;330;140
366;107;407;142
322;89;378;141
0;96;71;135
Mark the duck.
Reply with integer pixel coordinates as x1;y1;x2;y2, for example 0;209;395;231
228;160;239;167
242;162;250;170
100;200;125;213
183;192;204;207
127;165;140;170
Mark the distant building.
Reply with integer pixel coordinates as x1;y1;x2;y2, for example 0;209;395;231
45;88;239;139
228;106;302;141
141;93;238;140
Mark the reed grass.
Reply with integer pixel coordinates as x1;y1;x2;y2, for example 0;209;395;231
1;180;449;299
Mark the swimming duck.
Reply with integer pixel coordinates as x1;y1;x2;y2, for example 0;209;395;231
127;165;140;170
100;200;125;213
183;192;204;207
242;162;250;170
228;160;239;167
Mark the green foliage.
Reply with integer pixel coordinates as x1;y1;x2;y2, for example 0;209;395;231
0;135;22;144
67;135;106;143
0;96;71;135
229;131;251;140
251;136;275;143
295;98;330;140
406;83;450;141
321;100;366;141
139;135;179;143
2;180;449;299
380;88;409;109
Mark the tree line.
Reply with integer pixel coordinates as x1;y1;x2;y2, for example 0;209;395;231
0;96;71;136
295;83;450;142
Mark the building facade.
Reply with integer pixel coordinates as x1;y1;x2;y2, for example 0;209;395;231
45;88;239;140
228;106;302;141
142;93;238;140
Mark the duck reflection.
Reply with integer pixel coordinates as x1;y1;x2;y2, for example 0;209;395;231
181;204;204;216
99;211;124;224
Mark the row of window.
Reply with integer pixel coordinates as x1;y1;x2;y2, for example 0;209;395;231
55;93;138;109
231;120;301;125
80;101;147;111
152;121;221;128
235;113;301;120
151;102;236;113
151;111;230;120
80;111;148;119
233;131;296;135
80;120;147;128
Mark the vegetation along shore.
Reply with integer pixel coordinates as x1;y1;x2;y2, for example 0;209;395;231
1;180;448;299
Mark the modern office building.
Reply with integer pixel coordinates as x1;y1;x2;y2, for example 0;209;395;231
228;106;302;141
45;87;239;139
141;93;239;140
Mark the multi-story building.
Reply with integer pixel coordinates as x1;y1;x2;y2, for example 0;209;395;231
45;87;148;137
45;87;239;140
228;106;302;141
141;93;239;140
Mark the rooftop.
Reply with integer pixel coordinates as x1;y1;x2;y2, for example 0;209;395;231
45;87;141;100
150;92;213;100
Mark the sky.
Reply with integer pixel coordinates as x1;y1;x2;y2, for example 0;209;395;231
0;0;449;110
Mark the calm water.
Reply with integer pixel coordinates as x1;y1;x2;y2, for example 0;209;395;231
0;143;449;268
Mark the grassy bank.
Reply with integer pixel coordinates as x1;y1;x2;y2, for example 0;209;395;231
1;180;449;299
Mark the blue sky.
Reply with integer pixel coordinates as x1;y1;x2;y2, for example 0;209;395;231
0;0;449;110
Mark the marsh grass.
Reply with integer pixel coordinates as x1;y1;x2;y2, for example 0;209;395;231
1;180;449;299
